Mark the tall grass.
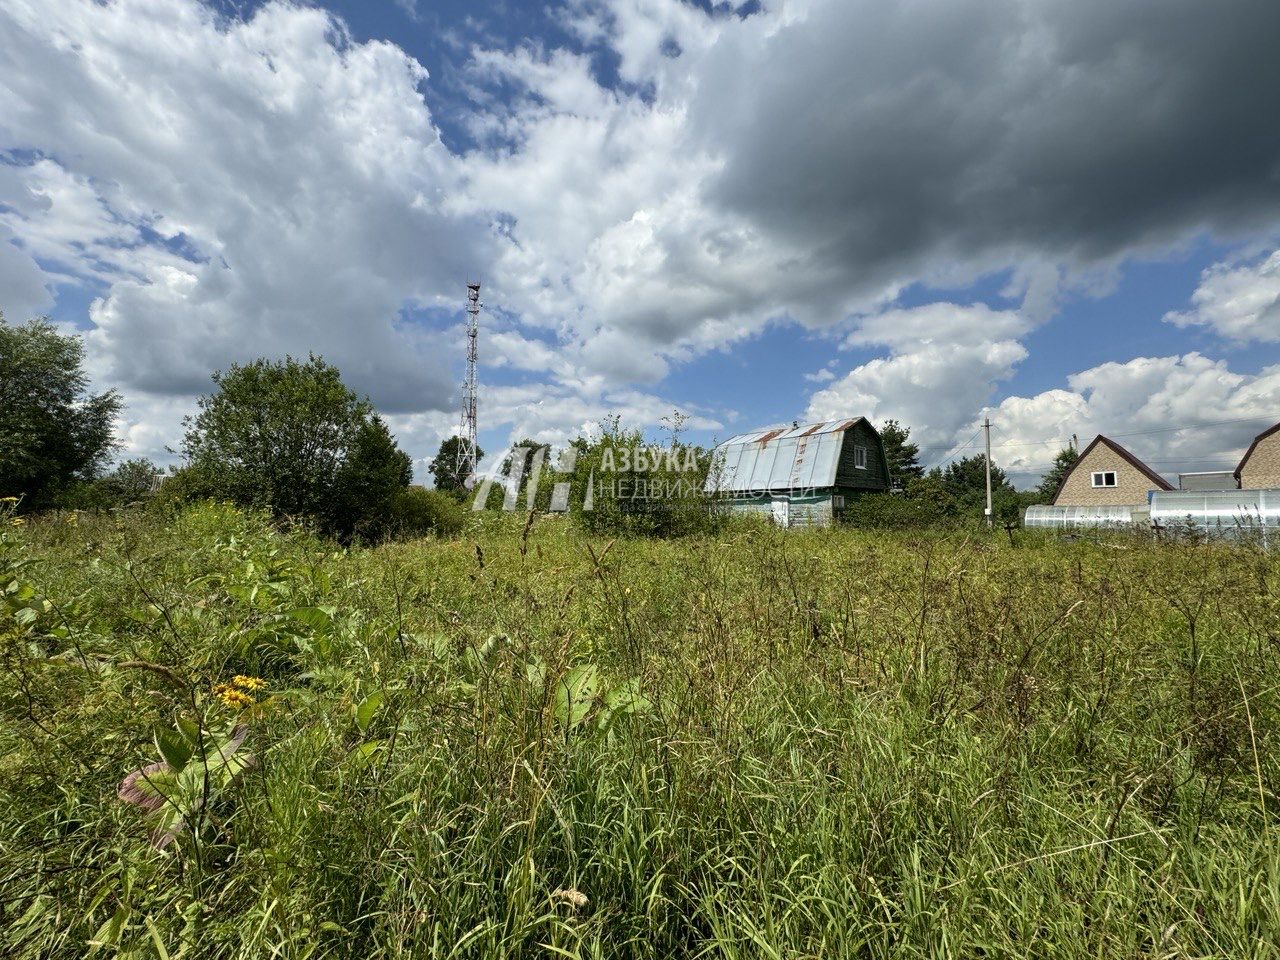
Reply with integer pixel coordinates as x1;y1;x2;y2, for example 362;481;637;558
2;504;1278;958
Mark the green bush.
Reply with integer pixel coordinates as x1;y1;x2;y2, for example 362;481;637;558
181;355;412;542
566;418;723;538
148;464;218;515
387;486;465;539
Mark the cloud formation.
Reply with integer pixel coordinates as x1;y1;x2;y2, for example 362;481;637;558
0;0;492;448
978;354;1280;485
806;304;1030;451
1165;250;1280;344
2;0;1280;475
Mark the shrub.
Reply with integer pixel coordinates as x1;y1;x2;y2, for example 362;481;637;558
149;464;219;515
387;486;465;539
181;355;412;541
566;418;723;537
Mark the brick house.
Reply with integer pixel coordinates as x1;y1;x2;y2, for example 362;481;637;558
1052;435;1173;508
1235;421;1280;490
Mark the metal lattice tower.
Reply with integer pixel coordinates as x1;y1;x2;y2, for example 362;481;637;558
455;282;481;486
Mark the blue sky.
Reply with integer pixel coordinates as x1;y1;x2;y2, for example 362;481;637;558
2;0;1280;487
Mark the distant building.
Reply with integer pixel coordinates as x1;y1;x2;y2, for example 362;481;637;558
1178;471;1238;492
705;418;889;528
1051;435;1173;508
1235;421;1280;489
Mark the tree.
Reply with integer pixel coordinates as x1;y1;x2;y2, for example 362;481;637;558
504;438;551;476
564;418;718;537
1036;446;1078;502
429;436;484;493
879;419;923;484
935;455;1038;523
328;416;414;540
103;458;164;502
0;315;121;509
938;454;1016;503
905;471;959;517
181;355;412;539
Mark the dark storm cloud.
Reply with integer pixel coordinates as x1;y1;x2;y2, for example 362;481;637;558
696;0;1280;295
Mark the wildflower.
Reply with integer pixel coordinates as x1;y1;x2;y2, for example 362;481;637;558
213;682;255;709
551;888;588;910
231;674;266;691
65;512;78;526
11;517;26;526
0;496;18;503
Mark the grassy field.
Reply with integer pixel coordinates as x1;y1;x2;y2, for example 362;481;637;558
2;503;1279;958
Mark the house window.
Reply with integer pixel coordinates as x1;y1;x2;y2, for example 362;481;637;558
854;445;867;469
1091;471;1117;488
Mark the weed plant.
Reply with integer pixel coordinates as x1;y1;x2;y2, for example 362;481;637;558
2;503;1278;958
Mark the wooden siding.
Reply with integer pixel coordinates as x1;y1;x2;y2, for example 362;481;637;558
834;420;890;491
717;491;837;528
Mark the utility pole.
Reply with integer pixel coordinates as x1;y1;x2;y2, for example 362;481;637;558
983;416;993;528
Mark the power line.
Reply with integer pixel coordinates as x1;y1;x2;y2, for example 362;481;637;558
925;427;984;471
915;414;1276;455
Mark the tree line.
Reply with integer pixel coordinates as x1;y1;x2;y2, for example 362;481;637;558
0;315;461;541
1;313;1075;536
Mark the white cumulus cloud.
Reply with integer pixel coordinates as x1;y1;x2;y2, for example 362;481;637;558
1165;250;1280;343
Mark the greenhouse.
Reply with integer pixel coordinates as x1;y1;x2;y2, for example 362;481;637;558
1024;504;1136;529
1149;489;1280;541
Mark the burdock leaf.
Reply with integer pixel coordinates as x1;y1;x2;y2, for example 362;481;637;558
155;727;193;772
175;715;201;746
554;664;599;731
118;761;175;812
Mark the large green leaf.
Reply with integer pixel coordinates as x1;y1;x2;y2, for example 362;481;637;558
154;727;193;772
553;664;599;731
355;691;384;733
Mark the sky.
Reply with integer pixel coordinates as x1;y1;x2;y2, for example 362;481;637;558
2;0;1280;488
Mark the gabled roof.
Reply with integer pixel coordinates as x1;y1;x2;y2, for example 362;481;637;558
1234;420;1280;482
1052;434;1174;503
708;417;879;493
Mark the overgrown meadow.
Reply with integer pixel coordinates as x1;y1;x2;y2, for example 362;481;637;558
3;503;1279;958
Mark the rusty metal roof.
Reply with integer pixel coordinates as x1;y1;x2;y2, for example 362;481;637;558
706;418;867;493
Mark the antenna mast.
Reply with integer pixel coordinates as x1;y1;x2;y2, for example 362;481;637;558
456;282;481;486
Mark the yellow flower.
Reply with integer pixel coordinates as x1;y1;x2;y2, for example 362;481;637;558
10;517;26;526
0;496;18;503
232;675;266;691
221;689;255;709
213;681;256;709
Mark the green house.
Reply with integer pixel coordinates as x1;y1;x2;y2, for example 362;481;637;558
704;418;890;527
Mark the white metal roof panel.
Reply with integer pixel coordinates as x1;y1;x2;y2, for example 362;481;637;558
706;419;861;493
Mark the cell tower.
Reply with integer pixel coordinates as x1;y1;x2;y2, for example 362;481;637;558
455;282;481;486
